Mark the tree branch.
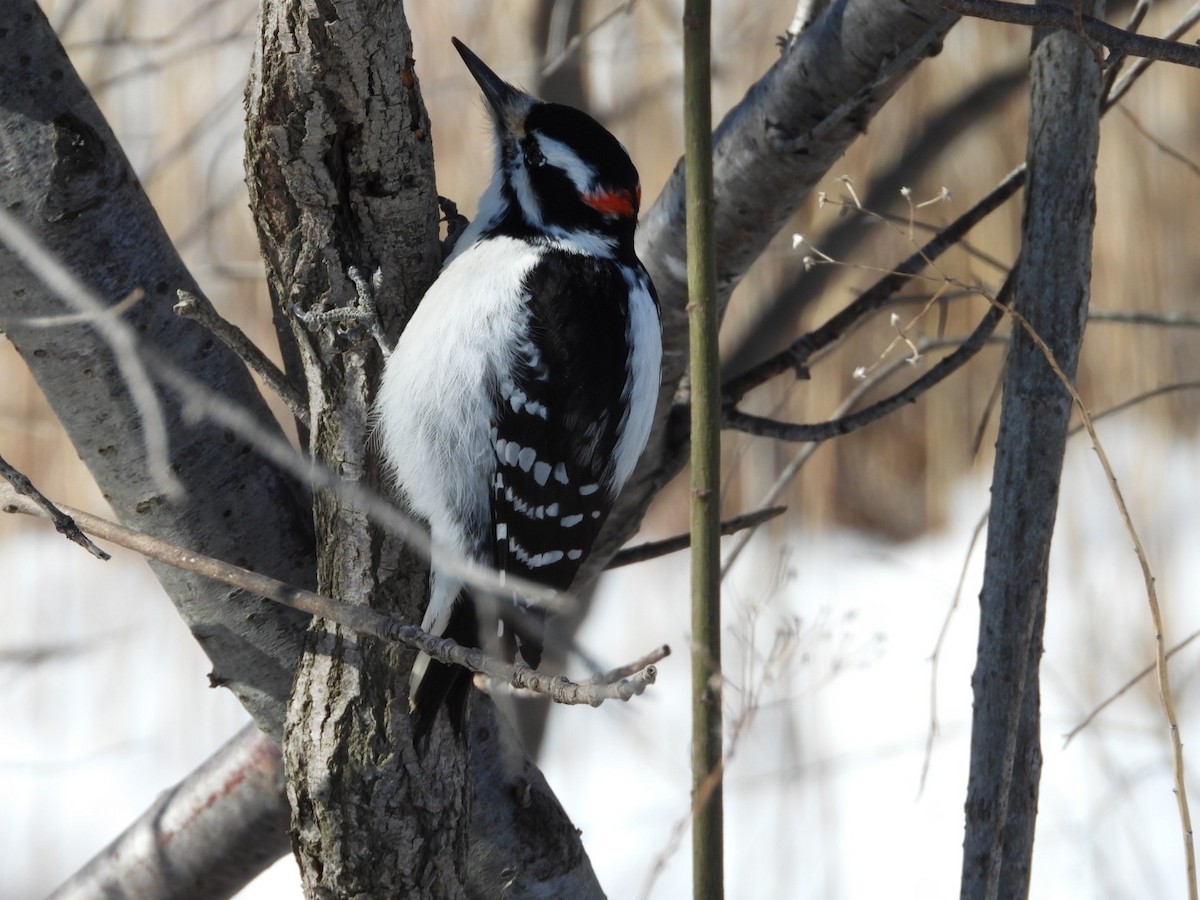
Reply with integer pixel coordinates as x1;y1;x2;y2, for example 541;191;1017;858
937;0;1200;69
724;275;1012;443
960;9;1101;895
1;483;662;706
173;289;309;426
607;505;787;569
0;453;109;560
48;725;289;900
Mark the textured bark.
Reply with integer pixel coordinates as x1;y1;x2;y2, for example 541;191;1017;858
466;695;605;900
959;4;1102;898
0;0;312;740
48;725;290;900
243;0;469;894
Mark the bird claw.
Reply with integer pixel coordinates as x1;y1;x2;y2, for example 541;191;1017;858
292;266;392;357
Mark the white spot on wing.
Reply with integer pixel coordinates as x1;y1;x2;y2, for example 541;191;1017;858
561;514;584;528
517;447;537;472
553;463;569;485
533;461;551;485
579;483;600;496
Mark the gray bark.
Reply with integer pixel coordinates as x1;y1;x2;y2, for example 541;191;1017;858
243;1;482;895
0;0;313;740
959;4;1102;898
48;725;290;900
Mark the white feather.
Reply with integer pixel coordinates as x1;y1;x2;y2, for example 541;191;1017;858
611;267;662;493
375;234;541;636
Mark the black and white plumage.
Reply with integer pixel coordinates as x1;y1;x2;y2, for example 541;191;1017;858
374;39;662;741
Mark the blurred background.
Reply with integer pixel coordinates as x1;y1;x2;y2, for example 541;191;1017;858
4;1;1200;897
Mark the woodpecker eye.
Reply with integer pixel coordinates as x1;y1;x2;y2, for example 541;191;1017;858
524;142;546;169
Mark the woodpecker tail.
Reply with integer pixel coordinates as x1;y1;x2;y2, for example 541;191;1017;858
410;590;478;749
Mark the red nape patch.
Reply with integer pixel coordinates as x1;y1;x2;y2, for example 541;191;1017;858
583;185;638;218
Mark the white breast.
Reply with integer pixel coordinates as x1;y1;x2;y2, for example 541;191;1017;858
375;235;541;558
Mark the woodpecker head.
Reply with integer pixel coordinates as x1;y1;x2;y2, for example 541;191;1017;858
453;38;642;256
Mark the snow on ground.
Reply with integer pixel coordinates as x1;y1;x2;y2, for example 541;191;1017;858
3;423;1198;898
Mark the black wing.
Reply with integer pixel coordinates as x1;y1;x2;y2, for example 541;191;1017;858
489;251;632;666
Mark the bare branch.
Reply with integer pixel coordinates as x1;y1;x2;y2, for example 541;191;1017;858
607;505;787;569
724;274;1013;443
0;453;109;560
1;484;660;708
1090;307;1200;328
48;725;288;900
174;289;309;426
937;0;1200;69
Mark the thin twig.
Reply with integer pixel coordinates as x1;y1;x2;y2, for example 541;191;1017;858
1064;628;1200;747
540;2;637;78
607;505;787;569
0;454;110;560
724;272;1014;443
919;509;988;795
1112;104;1200;181
721;166;1025;405
0;483;660;708
174;289;309;426
937;0;1200;69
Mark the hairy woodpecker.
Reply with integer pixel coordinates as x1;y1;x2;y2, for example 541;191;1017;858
375;38;663;741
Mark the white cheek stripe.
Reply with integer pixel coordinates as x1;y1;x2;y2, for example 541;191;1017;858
535;134;598;199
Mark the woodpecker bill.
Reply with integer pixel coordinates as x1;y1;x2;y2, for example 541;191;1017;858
375;39;663;742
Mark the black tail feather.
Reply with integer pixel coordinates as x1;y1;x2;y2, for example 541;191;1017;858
411;593;478;749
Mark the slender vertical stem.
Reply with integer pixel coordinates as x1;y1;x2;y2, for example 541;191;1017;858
683;1;723;898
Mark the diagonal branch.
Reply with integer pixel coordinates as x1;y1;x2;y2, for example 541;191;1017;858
724;273;1013;443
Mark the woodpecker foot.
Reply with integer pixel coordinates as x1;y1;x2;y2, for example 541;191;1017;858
292;266;392;357
439;195;469;260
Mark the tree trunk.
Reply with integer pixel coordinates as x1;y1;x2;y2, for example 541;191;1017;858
0;0;313;740
960;4;1102;898
244;0;468;893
